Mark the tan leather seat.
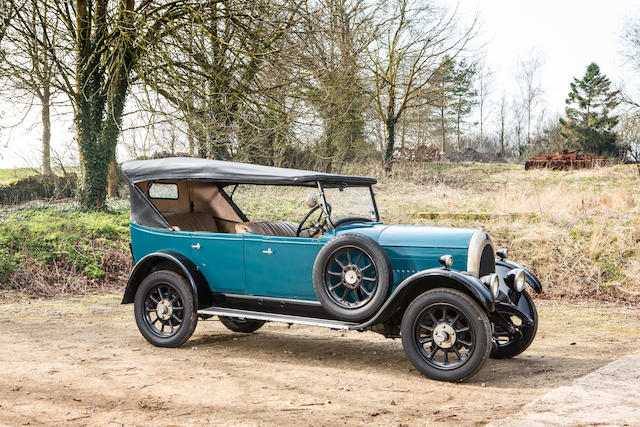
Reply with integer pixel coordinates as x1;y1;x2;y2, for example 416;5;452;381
165;213;219;233
235;221;311;237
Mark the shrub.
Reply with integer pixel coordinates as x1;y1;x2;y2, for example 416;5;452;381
0;173;78;205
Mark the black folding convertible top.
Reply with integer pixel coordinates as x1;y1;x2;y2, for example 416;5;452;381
122;157;376;186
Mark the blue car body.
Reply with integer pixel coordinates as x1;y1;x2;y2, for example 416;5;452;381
129;222;475;300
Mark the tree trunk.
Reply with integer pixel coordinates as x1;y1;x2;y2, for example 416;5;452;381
107;161;118;198
456;109;461;150
440;107;446;153
383;85;396;172
41;84;52;175
384;117;396;172
527;101;531;146
187;127;195;156
77;56;130;210
479;100;483;147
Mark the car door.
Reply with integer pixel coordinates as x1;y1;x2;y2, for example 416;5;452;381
243;233;321;299
190;231;246;294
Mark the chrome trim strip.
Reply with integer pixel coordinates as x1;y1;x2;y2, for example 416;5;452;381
198;307;354;329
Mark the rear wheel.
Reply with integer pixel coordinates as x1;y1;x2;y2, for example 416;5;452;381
134;270;198;348
401;288;492;382
219;316;265;333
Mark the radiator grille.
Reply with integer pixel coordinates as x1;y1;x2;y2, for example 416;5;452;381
479;243;496;277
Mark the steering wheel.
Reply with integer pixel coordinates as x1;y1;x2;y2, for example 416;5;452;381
332;217;374;229
296;205;328;237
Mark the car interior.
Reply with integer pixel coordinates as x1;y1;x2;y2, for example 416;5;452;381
136;180;316;237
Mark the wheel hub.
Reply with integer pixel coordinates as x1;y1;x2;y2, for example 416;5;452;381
433;323;456;349
342;266;362;289
156;300;173;320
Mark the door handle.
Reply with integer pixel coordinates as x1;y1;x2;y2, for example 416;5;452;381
262;248;274;255
191;243;201;250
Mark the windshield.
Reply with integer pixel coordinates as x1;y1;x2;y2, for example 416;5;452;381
322;185;378;225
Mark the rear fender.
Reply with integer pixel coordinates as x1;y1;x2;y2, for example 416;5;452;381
357;269;494;329
121;250;211;309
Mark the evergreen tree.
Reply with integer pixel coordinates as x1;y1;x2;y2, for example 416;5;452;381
449;60;478;150
559;63;620;155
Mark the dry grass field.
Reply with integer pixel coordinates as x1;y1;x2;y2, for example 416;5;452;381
2;161;640;305
237;162;640;305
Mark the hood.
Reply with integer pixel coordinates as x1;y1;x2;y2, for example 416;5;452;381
377;225;478;248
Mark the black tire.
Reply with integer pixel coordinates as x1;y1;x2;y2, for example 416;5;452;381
219;316;266;333
401;288;492;382
134;270;198;348
312;234;392;322
491;290;538;359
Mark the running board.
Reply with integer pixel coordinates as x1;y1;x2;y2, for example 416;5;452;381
198;307;358;330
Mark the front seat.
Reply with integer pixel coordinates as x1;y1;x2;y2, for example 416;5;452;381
235;221;311;237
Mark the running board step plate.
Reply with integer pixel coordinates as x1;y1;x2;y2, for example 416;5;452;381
198;307;358;330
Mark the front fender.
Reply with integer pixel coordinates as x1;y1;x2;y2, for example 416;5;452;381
121;250;211;309
496;259;542;294
356;268;494;329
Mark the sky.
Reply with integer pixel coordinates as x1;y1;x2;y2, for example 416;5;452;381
1;0;640;168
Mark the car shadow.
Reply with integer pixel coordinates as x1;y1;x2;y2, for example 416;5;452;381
184;322;611;388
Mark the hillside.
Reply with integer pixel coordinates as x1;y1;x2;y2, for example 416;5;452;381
1;162;639;303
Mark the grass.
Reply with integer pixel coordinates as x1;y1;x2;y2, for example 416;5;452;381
0;199;131;297
0;168;38;184
1;161;640;304
0;167;76;184
374;162;640;304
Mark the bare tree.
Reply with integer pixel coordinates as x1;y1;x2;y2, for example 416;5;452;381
296;0;375;170
622;19;640;111
623;18;640;71
0;0;15;45
367;0;477;170
512;98;526;157
516;50;544;147
619;112;640;175
142;0;299;163
496;92;508;156
476;61;494;149
0;0;65;174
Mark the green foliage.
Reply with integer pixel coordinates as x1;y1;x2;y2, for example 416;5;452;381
0;205;130;287
449;59;478;147
559;63;620;155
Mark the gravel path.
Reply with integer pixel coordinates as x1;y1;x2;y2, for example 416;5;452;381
489;350;640;426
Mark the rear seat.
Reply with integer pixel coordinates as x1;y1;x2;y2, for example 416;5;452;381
164;214;312;237
165;213;219;233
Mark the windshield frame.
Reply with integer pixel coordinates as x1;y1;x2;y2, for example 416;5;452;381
317;182;380;229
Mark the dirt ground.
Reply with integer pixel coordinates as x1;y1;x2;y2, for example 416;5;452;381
0;295;639;426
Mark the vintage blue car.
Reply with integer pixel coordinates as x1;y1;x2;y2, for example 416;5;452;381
121;157;541;382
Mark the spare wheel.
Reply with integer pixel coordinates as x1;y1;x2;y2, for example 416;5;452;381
312;233;392;322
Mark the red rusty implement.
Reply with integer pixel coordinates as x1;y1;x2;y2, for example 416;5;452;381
524;149;609;170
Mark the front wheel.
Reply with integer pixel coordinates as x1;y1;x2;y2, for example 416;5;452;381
401;288;492;382
134;270;198;347
491;290;538;359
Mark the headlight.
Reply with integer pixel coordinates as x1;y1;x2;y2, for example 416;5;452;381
482;273;499;300
439;254;453;269
505;268;526;292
